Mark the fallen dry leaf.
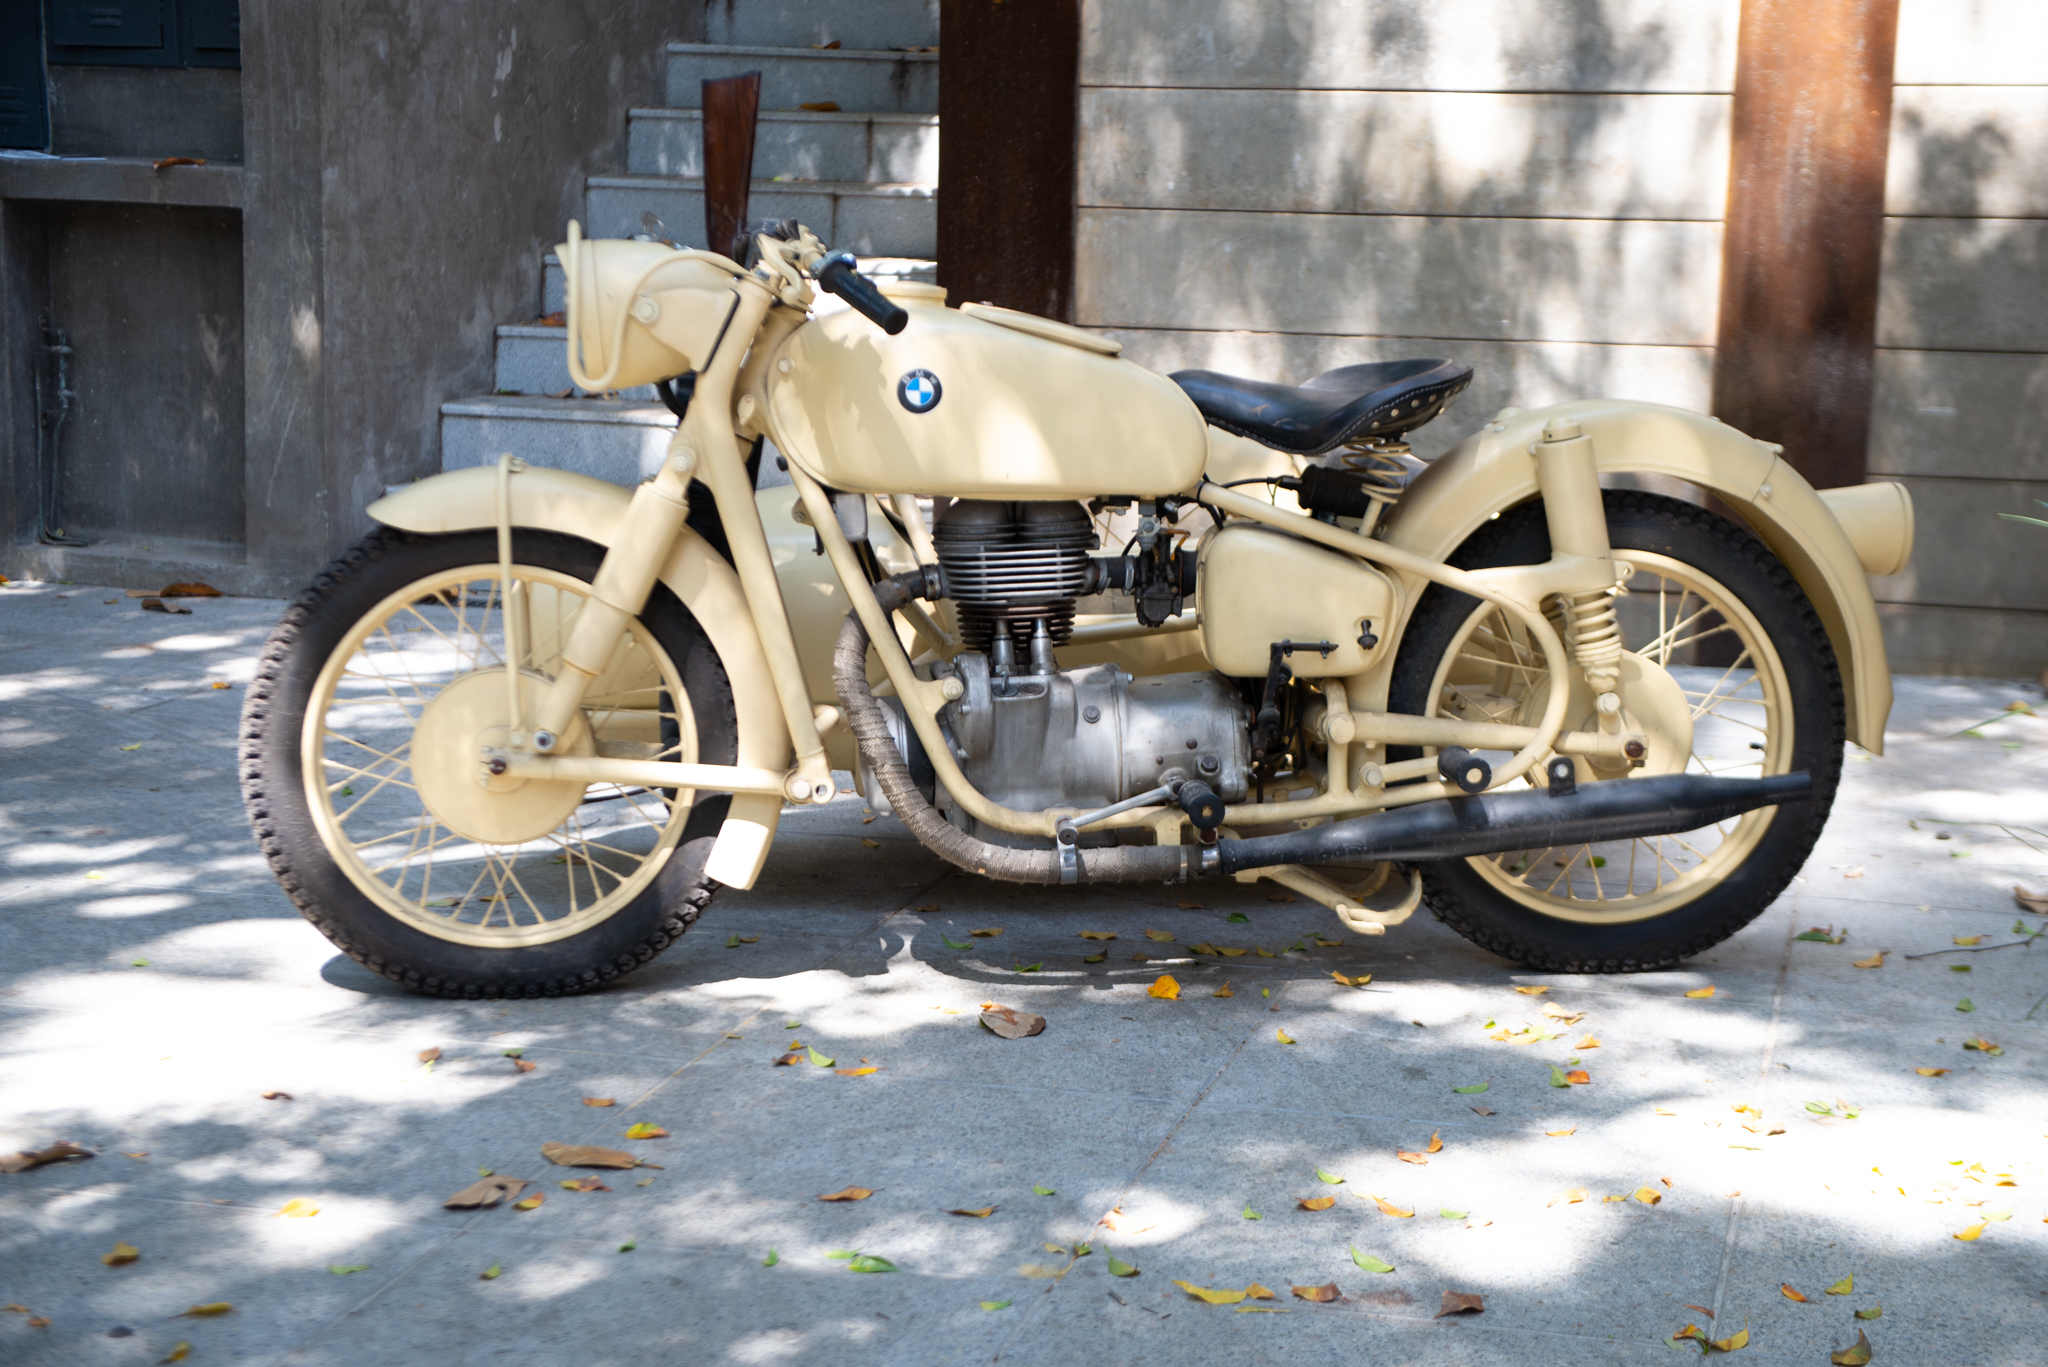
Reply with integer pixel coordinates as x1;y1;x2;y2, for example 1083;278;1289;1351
161;1343;191;1362
1018;1263;1063;1279
1685;985;1716;999
1396;1151;1428;1166
860;838;880;848
1367;1194;1415;1218
1176;900;1205;910
1953;935;1984;946
1143;929;1176;942
261;1091;292;1101
513;1192;545;1211
1426;1130;1443;1154
1436;1291;1485;1318
1954;1221;1987;1241
178;1303;233;1317
1852;951;1885;969
1174;1280;1247;1305
1148;975;1181;1000
948;1206;996;1218
417;1047;441;1064
1545;1126;1577;1137
1916;1067;1951;1077
1574;1035;1601;1049
540;1143;638;1169
102;1242;140;1266
2014;885;2048;915
1633;1187;1662;1205
836;1066;880;1076
160;582;222;596
1297;1195;1337;1211
1513;985;1550;996
560;1176;610;1192
1710;1325;1750;1351
276;1199;318;1218
1826;1275;1854;1295
139;597;190;614
444;1176;527;1209
970;927;1003;938
1244;1282;1275;1300
1548;1189;1589;1207
622;1123;668;1139
1831;1329;1874;1366
1331;971;1372;987
819;1187;873;1202
582;1098;615;1108
0;1141;92;1174
1079;931;1117;940
512;1059;537;1074
980;1005;1047;1038
1275;1028;1296;1043
1213;981;1234;998
1293;1282;1343;1302
1565;1069;1590;1085
772;1052;803;1066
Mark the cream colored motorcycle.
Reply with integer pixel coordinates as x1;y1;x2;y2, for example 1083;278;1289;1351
238;220;1914;998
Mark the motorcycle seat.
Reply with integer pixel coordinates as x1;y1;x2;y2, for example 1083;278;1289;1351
1169;358;1473;457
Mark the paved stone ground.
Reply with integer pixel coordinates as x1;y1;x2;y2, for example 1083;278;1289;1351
1;579;2045;1367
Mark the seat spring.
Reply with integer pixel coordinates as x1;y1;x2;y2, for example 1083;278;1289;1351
1335;436;1414;506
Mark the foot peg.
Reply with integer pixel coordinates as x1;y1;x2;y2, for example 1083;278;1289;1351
1438;746;1491;794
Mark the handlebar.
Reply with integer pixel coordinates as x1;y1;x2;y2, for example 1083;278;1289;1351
815;252;908;335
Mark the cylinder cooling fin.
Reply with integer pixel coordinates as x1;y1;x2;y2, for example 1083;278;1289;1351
932;499;1096;652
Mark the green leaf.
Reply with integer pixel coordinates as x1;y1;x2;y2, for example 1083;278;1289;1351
1825;1275;1853;1295
1032;1184;1056;1196
1349;1246;1394;1273
1854;1304;1882;1320
981;1299;1012;1311
477;1167;493;1177
1261;987;1271;998
1452;1081;1489;1094
1548;1064;1571;1088
327;1264;372;1275
1226;912;1250;924
1956;998;1975;1013
1588;855;1607;868
784;1021;802;1029
1014;962;1043;973
725;934;740;948
1794;930;1836;942
1805;1101;1833;1115
826;1249;860;1259
502;1048;524;1058
1950;963;1972;972
1984;1208;2014;1222
1072;1243;1092;1256
1315;1167;1344;1185
848;1254;898;1273
480;1263;501;1280
1439;1208;1468;1219
762;1248;779;1267
1107;1253;1140;1277
1288;940;1307;953
618;1241;636;1253
1243;1207;1261;1220
942;934;972;950
1083;952;1106;963
131;959;149;968
807;1046;835;1067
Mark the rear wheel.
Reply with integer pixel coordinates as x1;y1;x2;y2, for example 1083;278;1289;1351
239;528;738;997
1386;491;1843;972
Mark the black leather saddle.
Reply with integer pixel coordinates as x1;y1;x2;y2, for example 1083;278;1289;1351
1169;358;1473;457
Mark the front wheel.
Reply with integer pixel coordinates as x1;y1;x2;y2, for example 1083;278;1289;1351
1386;491;1844;972
238;528;739;997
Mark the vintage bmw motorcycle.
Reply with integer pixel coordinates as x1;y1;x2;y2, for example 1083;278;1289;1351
237;220;1915;998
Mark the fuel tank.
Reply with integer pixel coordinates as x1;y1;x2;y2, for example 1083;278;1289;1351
763;289;1208;499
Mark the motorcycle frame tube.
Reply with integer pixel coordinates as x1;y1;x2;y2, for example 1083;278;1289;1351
1333;710;1640;762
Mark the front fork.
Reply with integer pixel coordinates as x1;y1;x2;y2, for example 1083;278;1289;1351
503;277;836;806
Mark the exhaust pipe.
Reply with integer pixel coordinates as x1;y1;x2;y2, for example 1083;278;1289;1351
1211;772;1812;876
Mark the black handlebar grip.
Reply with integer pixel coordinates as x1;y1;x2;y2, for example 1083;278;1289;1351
1177;779;1227;832
816;252;908;335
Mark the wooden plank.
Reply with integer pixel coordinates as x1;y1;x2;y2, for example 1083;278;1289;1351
937;0;1080;320
1710;0;1900;491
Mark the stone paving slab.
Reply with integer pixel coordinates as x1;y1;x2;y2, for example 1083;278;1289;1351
1;578;2045;1366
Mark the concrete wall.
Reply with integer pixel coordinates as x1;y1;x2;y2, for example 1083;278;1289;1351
1076;0;1740;461
1868;0;2048;675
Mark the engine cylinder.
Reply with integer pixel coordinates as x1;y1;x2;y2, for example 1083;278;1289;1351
932;499;1095;653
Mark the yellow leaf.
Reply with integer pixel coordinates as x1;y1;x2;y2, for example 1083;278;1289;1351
101;1241;140;1266
1825;1276;1853;1295
1954;1222;1987;1241
1143;929;1176;941
1917;1067;1950;1077
1548;1188;1588;1207
1831;1329;1874;1366
1217;946;1248;957
1396;1150;1428;1165
1212;981;1233;998
1545;1126;1577;1137
1685;985;1716;998
1330;971;1371;987
836;1066;880;1076
513;1193;545;1211
161;1343;191;1362
276;1199;318;1218
1575;1035;1601;1049
1148;975;1181;1000
1852;952;1885;969
1244;1283;1275;1300
948;1206;996;1217
210;680;231;689
581;1097;615;1107
622;1123;668;1139
1235;1305;1288;1313
1731;1104;1760;1117
970;927;1003;937
178;1303;233;1317
1781;1283;1808;1302
1275;1028;1295;1044
1079;931;1117;940
1565;1069;1590;1084
1368;1194;1414;1218
1602;1194;1627;1203
1953;935;1984;946
1710;1325;1749;1352
1513;985;1549;995
1292;1282;1342;1302
1176;900;1205;909
1297;1196;1336;1211
1173;1280;1247;1305
1633;1187;1662;1205
818;1187;873;1202
1426;1130;1443;1154
860;838;880;848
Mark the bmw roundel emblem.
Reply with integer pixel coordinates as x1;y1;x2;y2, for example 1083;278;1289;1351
897;368;942;414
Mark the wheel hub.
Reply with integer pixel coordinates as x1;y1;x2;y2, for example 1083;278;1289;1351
411;669;591;844
1518;649;1694;780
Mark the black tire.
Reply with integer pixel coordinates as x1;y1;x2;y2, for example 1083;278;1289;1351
238;527;738;998
1387;491;1844;972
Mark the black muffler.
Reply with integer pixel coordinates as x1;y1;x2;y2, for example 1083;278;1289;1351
1213;772;1812;875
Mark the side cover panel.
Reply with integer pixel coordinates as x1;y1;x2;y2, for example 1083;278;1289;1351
365;465;791;886
1377;399;1894;752
765;297;1208;499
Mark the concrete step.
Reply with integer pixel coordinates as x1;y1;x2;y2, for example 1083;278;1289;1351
627;106;937;183
509;256;939;395
665;43;938;113
585;175;934;257
703;0;937;52
441;395;679;484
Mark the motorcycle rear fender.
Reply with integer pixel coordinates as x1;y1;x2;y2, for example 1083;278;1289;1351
365;464;791;888
1378;398;1897;754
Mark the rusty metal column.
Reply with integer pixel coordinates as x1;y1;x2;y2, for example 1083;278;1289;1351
937;0;1081;320
1711;0;1900;493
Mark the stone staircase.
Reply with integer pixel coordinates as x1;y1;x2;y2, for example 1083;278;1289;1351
441;1;939;484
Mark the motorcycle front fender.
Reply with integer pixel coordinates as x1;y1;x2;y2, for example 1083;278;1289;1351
1379;399;1903;754
365;464;791;888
